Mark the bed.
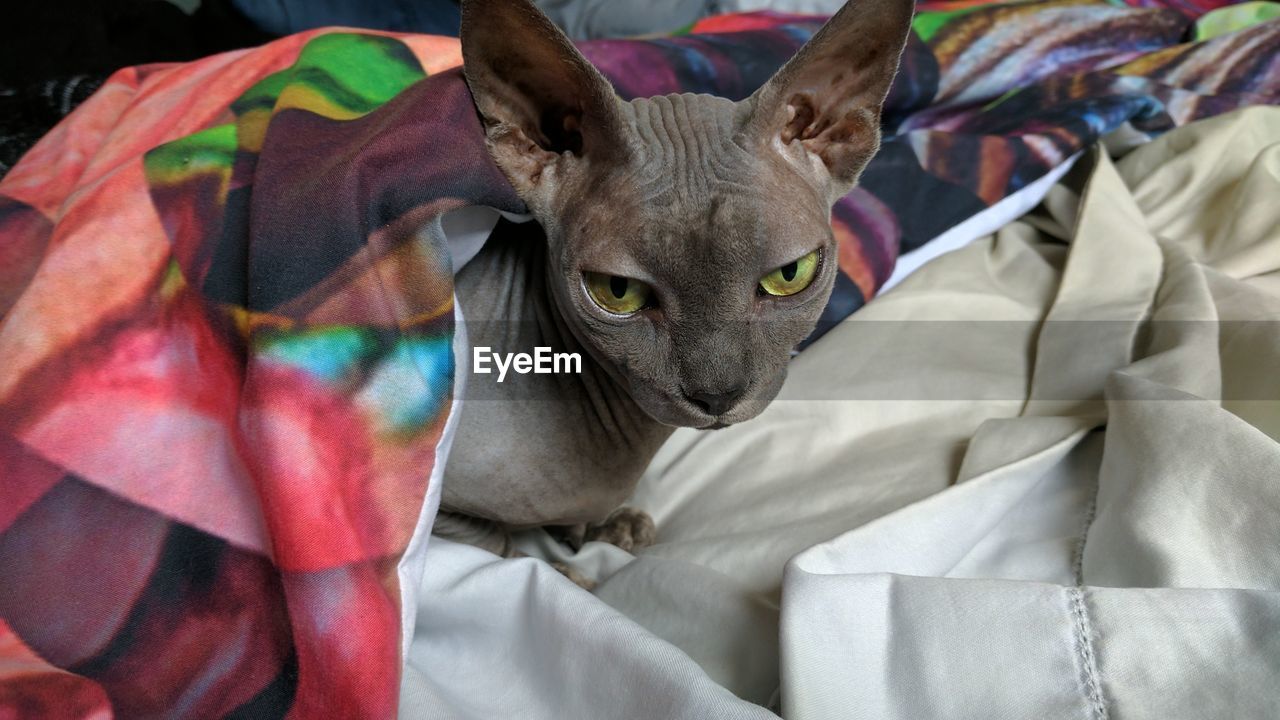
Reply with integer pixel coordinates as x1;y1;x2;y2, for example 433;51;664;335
405;107;1280;718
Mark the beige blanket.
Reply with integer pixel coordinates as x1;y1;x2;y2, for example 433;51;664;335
401;107;1280;719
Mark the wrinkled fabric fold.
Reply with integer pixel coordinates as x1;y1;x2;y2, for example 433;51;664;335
780;107;1280;719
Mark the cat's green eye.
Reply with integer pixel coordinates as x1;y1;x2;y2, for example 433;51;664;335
584;272;653;315
759;250;819;297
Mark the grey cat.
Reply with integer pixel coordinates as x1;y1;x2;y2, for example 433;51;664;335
436;0;913;568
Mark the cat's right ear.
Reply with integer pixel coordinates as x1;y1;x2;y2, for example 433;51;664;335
460;0;629;201
741;0;914;201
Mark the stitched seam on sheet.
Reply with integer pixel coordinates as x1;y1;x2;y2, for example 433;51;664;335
1068;587;1109;720
1070;470;1099;586
1068;466;1108;720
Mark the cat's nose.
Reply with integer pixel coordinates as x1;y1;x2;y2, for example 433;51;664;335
684;386;745;416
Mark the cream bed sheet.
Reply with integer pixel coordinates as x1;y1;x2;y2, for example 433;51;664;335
400;107;1280;719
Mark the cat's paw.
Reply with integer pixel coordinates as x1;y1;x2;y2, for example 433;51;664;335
550;561;597;590
584;507;657;552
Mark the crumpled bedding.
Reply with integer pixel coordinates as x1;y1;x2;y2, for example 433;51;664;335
1;1;1278;717
778;106;1280;719
412;106;1280;719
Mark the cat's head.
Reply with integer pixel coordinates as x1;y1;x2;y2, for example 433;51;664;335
460;0;912;428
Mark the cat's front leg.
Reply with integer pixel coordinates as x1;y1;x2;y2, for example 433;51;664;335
433;509;517;557
435;509;603;590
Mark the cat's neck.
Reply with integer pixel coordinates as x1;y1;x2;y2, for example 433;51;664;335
455;220;652;435
443;219;674;527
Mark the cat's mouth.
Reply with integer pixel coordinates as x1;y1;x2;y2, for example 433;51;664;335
662;395;758;429
641;397;747;429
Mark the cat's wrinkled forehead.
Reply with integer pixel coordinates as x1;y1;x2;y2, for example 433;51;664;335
609;94;830;263
622;94;755;200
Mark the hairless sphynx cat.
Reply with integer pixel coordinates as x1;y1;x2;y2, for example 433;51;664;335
436;0;913;582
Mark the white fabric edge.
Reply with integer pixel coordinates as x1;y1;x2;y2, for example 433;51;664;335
879;152;1083;293
395;300;472;663
434;206;535;276
397;205;530;663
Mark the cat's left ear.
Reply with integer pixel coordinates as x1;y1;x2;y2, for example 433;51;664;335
742;0;914;199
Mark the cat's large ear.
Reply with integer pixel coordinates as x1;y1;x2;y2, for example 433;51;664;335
460;0;628;202
742;0;914;199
